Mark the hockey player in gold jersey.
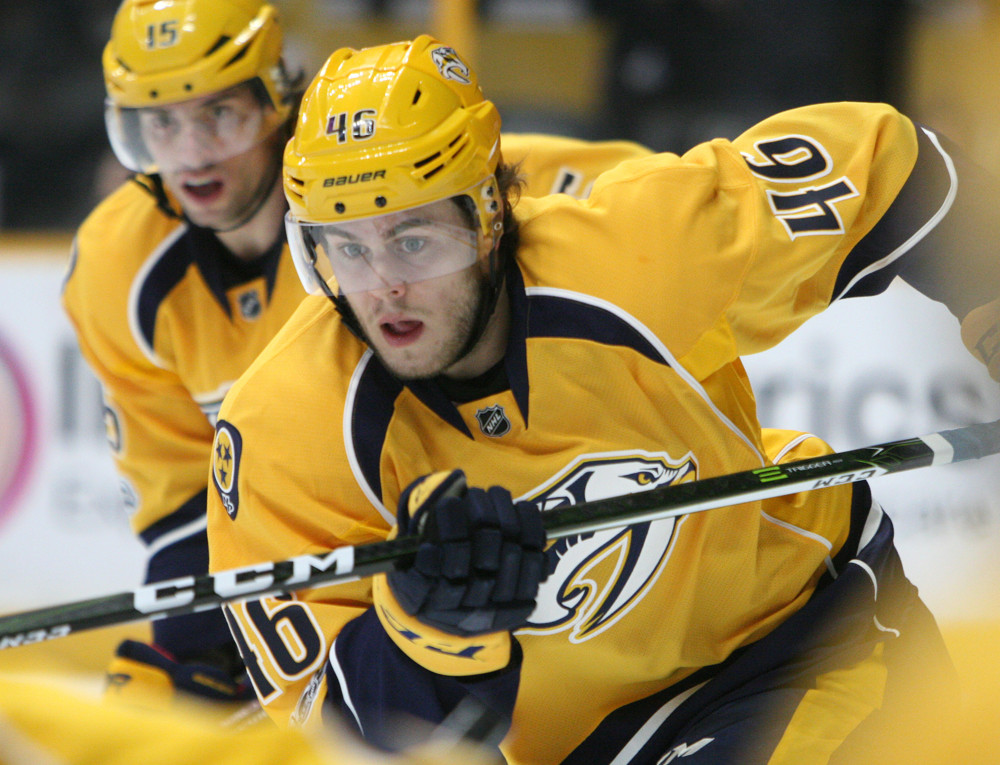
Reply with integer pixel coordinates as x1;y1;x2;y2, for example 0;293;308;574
205;35;1000;763
61;0;651;711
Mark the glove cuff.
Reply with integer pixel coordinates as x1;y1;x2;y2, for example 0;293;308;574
104;640;254;712
105;644;179;711
398;469;467;530
372;573;511;676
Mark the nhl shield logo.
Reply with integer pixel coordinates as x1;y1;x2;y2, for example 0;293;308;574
475;404;511;437
237;289;262;320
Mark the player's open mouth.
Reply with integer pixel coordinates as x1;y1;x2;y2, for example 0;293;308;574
183;180;224;200
380;320;424;347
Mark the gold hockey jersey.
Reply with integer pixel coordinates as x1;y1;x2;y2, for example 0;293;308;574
208;103;980;763
62;134;652;548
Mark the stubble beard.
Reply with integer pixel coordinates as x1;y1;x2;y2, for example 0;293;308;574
170;136;282;232
362;269;485;381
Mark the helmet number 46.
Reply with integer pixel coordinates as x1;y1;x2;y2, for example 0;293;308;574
325;110;377;144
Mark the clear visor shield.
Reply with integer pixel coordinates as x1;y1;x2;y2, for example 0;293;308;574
286;200;481;296
104;82;283;174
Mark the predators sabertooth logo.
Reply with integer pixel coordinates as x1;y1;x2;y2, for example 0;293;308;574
520;452;697;643
430;46;471;84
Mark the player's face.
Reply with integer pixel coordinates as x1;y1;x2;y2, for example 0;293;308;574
348;262;488;380
137;85;280;228
158;129;281;230
336;200;490;379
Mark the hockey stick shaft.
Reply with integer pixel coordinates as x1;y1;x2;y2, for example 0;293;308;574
2;419;998;649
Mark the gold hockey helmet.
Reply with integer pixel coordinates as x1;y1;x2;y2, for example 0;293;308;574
283;35;502;237
103;0;288;111
103;0;292;172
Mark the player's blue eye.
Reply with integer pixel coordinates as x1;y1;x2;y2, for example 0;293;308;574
397;237;425;254
338;242;368;260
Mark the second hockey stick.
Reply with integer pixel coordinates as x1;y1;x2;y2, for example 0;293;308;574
1;418;998;650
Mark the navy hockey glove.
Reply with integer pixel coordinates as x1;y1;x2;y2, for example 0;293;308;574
387;469;548;637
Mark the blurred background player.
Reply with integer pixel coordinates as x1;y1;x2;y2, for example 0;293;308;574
0;673;503;765
207;35;1000;762
61;0;650;713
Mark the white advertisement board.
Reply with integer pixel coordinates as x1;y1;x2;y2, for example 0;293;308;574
0;244;146;616
743;284;1000;622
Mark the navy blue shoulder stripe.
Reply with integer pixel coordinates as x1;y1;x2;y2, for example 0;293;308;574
832;126;954;303
827;481;875;578
350;355;404;504
136;237;195;351
139;487;206;547
525;292;671;367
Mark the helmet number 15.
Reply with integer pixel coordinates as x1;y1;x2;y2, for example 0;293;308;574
144;20;179;50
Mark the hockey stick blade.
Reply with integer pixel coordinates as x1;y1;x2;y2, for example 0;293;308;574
2;419;998;649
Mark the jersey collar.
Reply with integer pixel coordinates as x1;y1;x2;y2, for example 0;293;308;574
403;258;530;436
188;225;285;318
